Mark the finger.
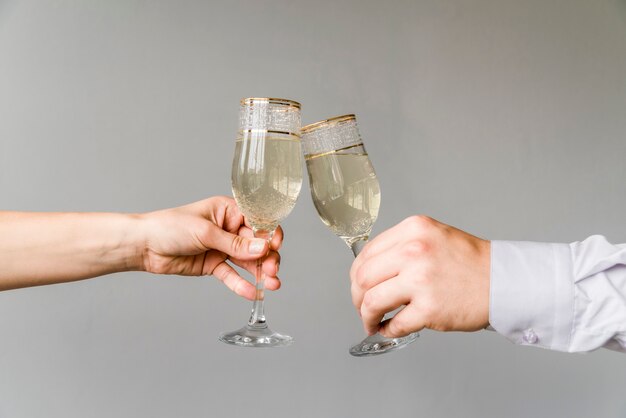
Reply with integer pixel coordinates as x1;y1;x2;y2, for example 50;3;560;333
350;250;402;309
270;226;283;251
229;252;282;292
361;220;408;254
264;275;282;291
203;223;268;260
350;222;407;279
242;214;253;229
186;196;239;221
237;226;254;239
262;250;281;277
221;198;246;233
352;216;432;273
237;225;283;251
212;261;255;300
378;304;424;339
231;250;281;278
199;251;227;276
360;278;412;336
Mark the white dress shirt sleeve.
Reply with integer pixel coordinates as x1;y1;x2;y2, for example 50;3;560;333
489;235;626;353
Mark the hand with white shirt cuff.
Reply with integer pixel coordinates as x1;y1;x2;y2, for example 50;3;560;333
350;216;626;353
349;216;491;336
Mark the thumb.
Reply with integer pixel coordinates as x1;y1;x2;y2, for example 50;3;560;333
204;223;268;260
378;305;423;339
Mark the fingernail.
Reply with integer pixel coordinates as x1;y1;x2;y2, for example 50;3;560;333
249;239;266;255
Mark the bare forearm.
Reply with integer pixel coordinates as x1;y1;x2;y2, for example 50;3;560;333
0;212;145;290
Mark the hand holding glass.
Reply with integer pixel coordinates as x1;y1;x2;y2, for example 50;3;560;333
219;97;303;348
301;114;419;356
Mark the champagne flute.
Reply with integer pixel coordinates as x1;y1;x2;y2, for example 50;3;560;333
301;114;419;357
219;97;303;348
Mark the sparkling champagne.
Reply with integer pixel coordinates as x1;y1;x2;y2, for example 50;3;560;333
232;136;303;231
305;146;381;244
302;114;418;357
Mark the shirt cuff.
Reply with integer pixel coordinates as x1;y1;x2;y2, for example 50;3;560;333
489;240;574;351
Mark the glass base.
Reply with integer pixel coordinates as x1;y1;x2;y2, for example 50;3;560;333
219;324;293;348
349;332;419;357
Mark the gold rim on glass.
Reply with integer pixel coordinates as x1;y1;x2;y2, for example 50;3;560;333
240;97;301;109
301;114;356;134
238;129;301;138
304;142;364;159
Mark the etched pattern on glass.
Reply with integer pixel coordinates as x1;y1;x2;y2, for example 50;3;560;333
302;118;363;156
239;101;301;134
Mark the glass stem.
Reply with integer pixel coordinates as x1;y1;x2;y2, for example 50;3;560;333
350;238;392;327
247;229;274;329
350;239;367;257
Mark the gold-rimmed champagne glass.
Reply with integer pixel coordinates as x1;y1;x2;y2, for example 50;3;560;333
219;97;303;348
301;114;419;356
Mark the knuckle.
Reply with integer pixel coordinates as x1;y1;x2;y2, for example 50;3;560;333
437;323;452;332
349;262;361;285
232;278;245;295
147;257;168;275
390;316;411;337
354;266;369;289
415;214;435;226
361;291;380;313
420;298;439;324
421;259;437;277
197;223;214;246
349;261;356;279
222;270;236;285
405;215;435;235
350;285;361;310
408;260;435;285
214;263;230;280
403;241;429;258
230;235;246;254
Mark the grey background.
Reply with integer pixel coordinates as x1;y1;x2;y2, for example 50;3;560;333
1;0;625;417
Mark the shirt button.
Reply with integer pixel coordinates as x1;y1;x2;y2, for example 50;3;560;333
522;328;538;344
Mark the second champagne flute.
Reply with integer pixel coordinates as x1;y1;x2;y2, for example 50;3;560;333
219;97;303;348
301;114;419;357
